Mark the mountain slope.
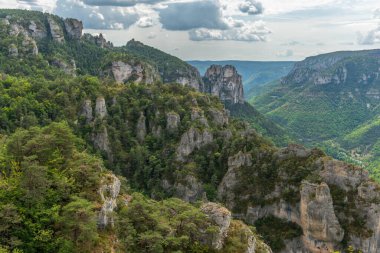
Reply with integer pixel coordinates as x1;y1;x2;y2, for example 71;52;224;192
1;9;380;253
251;49;380;178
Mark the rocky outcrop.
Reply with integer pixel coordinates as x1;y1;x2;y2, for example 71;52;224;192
201;202;232;250
218;151;252;210
166;112;180;131
203;65;244;105
110;61;159;84
80;99;93;124
281;50;380;86
95;97;107;119
200;203;273;252
191;108;209;127
28;20;47;39
136;112;147;142
98;173;121;228
92;127;112;159
218;143;380;253
300;181;344;253
174;174;204;202
176;127;213;161
208;108;229;126
47;17;64;43
51;59;76;75
64;18;83;40
21;36;38;56
175;66;204;91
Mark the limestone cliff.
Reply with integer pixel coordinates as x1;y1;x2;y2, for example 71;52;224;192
203;65;245;105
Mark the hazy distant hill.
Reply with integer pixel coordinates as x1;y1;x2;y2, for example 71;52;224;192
188;60;295;98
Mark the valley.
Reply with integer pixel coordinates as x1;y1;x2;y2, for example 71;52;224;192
0;8;379;253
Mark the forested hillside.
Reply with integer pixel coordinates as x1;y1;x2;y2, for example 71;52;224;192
0;9;380;253
251;50;380;180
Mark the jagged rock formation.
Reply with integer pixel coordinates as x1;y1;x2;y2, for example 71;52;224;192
166;112;180;131
300;181;344;252
80;99;93;124
98;173;121;228
95;97;107;119
174;174;204;202
136;112;147;142
201;202;273;252
218;143;380;253
64;18;83;40
176;127;213;161
47;17;64;43
28;20;47;39
110;61;158;84
201;202;232;250
203;65;245;105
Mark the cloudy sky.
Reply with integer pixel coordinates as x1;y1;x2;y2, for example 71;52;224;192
2;0;380;60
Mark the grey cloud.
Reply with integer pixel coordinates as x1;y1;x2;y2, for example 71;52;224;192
374;8;380;18
239;0;263;15
83;0;163;6
158;0;229;31
357;25;380;45
189;21;270;42
54;0;139;29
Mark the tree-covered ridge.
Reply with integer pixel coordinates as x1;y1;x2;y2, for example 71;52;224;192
124;39;203;84
251;49;380;180
1;8;380;253
0;123;271;253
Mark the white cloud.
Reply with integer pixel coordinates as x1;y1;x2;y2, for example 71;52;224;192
189;20;270;41
83;0;164;6
239;0;263;15
357;25;380;45
137;16;154;28
54;0;139;29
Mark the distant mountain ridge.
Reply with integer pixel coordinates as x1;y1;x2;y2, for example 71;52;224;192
251;49;380;179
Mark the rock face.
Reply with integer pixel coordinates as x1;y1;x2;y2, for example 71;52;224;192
51;59;76;75
80;99;93;124
92;127;111;158
218;144;380;253
136;112;147;142
110;61;159;84
47;17;64;43
300;181;344;252
95;97;107;119
281;50;380;86
174;174;204;202
28;20;47;39
218;151;252;210
98;173;121;228
64;18;83;39
176;127;213;161
201;202;232;250
166;112;180;131
200;203;273;253
203;65;244;105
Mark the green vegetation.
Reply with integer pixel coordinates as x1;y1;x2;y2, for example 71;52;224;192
254;215;303;252
250;50;380;181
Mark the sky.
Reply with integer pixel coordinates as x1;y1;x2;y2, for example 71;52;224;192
1;0;380;61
